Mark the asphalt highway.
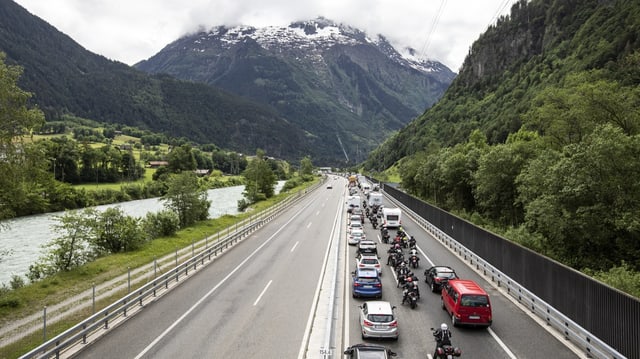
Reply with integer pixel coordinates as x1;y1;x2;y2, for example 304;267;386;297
78;177;582;359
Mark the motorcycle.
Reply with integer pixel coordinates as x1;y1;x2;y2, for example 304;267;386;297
409;254;420;268
431;328;462;359
380;228;390;243
402;288;418;309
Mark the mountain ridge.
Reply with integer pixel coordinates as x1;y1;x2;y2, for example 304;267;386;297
135;17;456;164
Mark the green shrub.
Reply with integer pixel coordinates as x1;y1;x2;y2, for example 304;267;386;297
9;275;25;290
143;210;180;239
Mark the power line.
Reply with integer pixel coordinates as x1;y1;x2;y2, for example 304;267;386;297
419;0;447;59
488;0;514;27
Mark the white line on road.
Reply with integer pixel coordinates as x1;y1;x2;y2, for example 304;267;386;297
134;198;316;359
488;327;518;359
291;241;299;252
307;222;312;229
253;280;273;306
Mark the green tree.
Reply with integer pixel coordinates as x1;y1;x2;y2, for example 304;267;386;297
162;172;211;227
28;209;98;280
474;130;543;226
92;207;146;253
299;156;314;180
168;144;197;173
518;125;640;270
0;53;46;220
241;149;276;203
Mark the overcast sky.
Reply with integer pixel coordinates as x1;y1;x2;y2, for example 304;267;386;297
14;0;516;72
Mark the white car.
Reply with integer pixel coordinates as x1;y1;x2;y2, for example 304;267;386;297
348;221;364;233
348;228;366;245
357;254;382;276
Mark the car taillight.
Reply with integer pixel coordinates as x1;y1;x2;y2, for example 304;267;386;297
374;283;382;287
359;264;365;267
389;320;397;327
353;282;361;287
363;319;374;327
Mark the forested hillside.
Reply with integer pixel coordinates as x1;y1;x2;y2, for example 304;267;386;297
0;0;310;161
364;0;640;294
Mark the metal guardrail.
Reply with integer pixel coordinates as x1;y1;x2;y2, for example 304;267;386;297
19;181;322;359
383;192;626;359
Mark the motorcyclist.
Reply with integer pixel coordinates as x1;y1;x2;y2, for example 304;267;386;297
433;323;453;357
387;246;400;265
408;235;417;248
401;277;414;304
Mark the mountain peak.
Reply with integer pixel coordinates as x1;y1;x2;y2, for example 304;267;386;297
136;18;455;164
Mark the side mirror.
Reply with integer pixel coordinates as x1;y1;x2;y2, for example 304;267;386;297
392;306;397;310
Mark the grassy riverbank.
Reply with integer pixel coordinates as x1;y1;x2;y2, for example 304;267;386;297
0;178;320;358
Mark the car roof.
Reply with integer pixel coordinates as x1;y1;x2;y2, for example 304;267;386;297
447;279;488;295
351;228;364;234
432;265;454;271
364;300;393;314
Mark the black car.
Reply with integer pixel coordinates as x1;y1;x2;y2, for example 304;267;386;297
344;343;397;358
424;266;459;292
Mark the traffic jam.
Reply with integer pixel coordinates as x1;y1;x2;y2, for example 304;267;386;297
343;175;491;359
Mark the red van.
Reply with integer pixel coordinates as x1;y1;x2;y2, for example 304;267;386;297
441;279;492;327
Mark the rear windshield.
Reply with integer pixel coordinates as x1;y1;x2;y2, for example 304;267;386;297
367;314;394;323
358;277;379;283
362;258;378;264
386;215;399;220
460;295;489;307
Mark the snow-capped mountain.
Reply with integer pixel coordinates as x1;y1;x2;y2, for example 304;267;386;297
136;18;455;164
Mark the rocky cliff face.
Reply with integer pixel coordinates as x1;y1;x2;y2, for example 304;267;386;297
136;18;455;164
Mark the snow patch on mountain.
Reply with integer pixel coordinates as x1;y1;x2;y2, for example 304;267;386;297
190;18;442;74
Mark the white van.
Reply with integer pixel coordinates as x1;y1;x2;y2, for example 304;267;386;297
381;207;402;228
346;195;361;213
368;192;383;208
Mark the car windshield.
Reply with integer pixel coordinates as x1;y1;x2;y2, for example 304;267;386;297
368;314;393;323
460;295;489;307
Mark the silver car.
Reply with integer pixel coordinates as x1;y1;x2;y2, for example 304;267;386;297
348;228;366;245
358;301;399;340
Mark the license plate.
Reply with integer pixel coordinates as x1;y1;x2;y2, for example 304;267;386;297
364;285;373;288
469;315;480;319
374;325;386;329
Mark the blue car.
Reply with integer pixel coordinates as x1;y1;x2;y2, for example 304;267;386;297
352;268;382;298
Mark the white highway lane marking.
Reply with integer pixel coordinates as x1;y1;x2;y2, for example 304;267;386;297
291;241;299;252
488;327;518;359
134;198;316;359
253;280;273;306
307;222;312;229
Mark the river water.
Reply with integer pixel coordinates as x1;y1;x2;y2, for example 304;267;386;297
0;183;283;285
